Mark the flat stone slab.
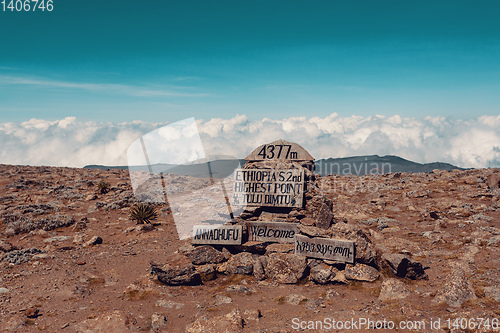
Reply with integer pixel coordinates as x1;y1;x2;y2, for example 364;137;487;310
192;225;242;245
232;168;304;208
294;235;355;263
247;222;298;243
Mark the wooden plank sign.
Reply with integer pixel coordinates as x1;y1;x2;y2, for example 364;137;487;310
294;235;355;263
247;222;298;243
232;168;304;208
192;225;242;245
245;139;314;161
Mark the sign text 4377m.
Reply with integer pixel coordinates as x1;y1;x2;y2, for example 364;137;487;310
2;0;53;11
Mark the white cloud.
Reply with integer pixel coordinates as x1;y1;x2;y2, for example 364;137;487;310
0;114;499;168
0;75;209;97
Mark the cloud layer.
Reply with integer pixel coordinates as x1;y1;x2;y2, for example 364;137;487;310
1;114;499;168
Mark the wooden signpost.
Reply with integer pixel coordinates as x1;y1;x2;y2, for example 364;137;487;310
294;235;355;263
232;168;304;208
192;225;243;245
246;221;298;243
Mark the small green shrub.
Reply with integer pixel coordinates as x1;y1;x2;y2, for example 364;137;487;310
96;181;111;194
129;203;158;224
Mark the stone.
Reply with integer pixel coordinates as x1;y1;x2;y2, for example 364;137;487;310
484;286;500;302
330;267;348;284
155;299;184;309
309;263;334;284
1;314;26;331
265;243;294;254
0;239;16;252
185;309;244;333
383;254;428;280
225;284;256;294
74;310;137;332
246;222;298;243
486;173;500;190
2;247;45;265
285;294;307;305
253;256;266;280
123;276;154;300
151;254;202;286
179;244;226;265
242;309;261;321
224;252;256;275
43;235;71;243
0;287;9;294
345;263;380;282
195;264;217;281
312;196;334;229
83;236;102;247
300;217;315;226
215;295;233;305
433;270;476;308
265;253;307;284
73;234;84;245
295;235;355;263
379;279;410;301
151;313;167;331
25;308;39;318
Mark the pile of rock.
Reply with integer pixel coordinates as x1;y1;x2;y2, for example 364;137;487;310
150;140;428;287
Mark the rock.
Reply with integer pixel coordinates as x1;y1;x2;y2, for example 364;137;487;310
179;244;226;265
43;235;71;243
232;241;268;255
383;254;428;280
433;270;476;308
73;234;85;245
300;217;315;226
83;236;102;247
305;299;322;311
2;248;45;265
308;195;334;229
185;309;244;333
309;263;333;284
25;308;39;318
0;239;16;252
484;286;500;302
345;263;380;282
297;225;331;238
0;287;9;294
330;267;348;284
215;295;232;305
265;253;307;284
155;299;184;309
242;309;261;321
225;284;256;294
124;276;154;300
85;194;97;201
151;254;202;286
253;256;266;280
1;314;26;331
195;264;217;281
75;310;138;332
486;173;500;190
285;294;307;305
265;243;294;254
239;206;261;219
379;279;410;301
224;252;256;275
151;313;167;331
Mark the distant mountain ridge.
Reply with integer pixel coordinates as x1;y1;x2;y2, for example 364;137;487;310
84;155;465;177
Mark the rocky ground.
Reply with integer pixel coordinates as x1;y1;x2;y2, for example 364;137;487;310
0;164;499;332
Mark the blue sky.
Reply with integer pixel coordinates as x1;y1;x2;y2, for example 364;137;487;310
1;0;499;123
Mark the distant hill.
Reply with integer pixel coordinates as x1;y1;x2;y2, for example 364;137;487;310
84;155;464;177
314;155;465;176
